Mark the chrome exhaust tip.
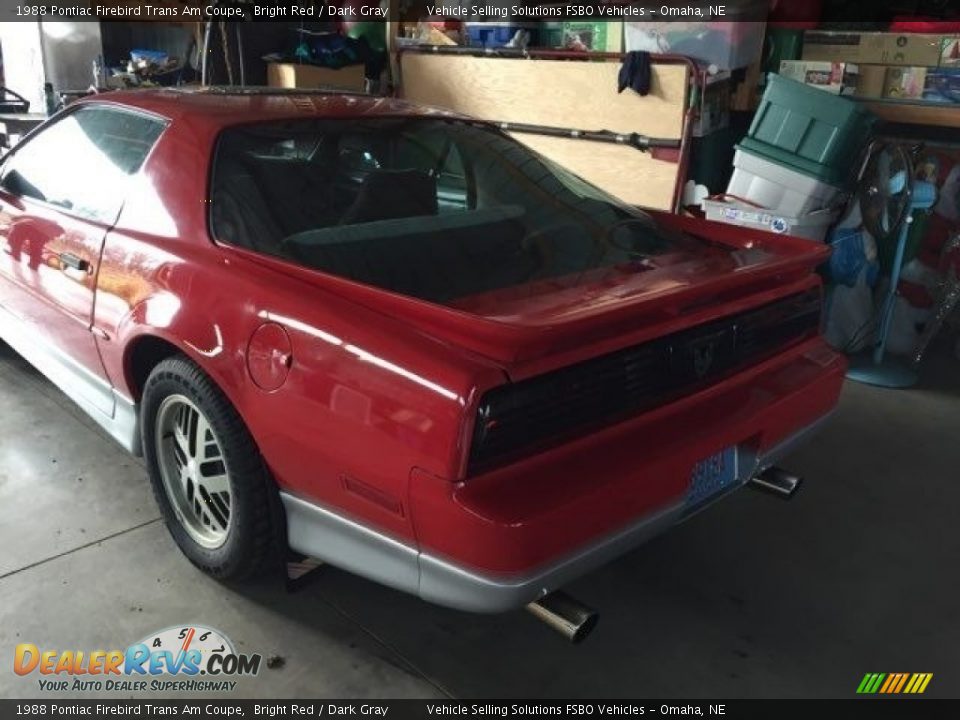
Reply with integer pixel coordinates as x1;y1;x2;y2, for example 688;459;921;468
750;466;803;499
526;591;598;643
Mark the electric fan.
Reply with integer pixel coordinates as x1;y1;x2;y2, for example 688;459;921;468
846;141;938;388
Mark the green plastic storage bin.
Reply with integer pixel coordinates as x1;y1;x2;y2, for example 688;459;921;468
739;73;875;187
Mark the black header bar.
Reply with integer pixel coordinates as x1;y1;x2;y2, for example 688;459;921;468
0;0;913;23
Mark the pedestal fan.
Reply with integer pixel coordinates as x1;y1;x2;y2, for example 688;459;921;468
846;141;938;388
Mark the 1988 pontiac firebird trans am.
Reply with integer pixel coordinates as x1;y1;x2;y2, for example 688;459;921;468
0;88;844;617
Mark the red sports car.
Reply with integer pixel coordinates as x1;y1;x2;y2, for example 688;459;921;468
0;89;844;625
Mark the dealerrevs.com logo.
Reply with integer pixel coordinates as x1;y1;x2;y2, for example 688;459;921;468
14;625;261;693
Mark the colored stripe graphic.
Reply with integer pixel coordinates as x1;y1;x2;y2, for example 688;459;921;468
887;673;907;693
858;673;933;694
908;673;933;694
856;673;886;694
879;674;896;693
892;673;909;693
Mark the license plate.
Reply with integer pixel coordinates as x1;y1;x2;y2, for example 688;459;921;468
687;446;738;507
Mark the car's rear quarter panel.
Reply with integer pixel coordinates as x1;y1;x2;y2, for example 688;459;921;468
96;235;493;544
92;105;491;546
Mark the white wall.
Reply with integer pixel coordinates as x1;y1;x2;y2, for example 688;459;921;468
40;22;102;95
0;21;102;115
0;22;46;114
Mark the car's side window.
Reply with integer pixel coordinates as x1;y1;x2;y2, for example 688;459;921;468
335;128;471;213
0;106;165;224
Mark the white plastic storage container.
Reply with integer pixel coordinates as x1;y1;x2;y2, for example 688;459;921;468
702;197;839;242
624;0;769;70
727;146;843;216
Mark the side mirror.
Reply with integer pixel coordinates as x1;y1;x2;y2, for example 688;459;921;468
1;169;43;203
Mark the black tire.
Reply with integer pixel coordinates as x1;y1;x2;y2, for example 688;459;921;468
141;354;283;580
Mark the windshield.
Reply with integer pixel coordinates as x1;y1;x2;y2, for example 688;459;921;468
210;117;709;304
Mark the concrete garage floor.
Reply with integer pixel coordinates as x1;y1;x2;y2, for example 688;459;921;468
1;339;958;700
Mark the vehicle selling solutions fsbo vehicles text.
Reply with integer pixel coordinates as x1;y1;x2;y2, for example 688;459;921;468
423;4;726;18
421;707;724;717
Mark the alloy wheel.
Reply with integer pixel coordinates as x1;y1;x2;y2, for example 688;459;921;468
154;394;232;549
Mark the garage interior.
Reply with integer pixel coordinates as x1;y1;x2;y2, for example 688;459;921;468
2;1;960;700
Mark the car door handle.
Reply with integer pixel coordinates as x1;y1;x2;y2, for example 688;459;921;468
59;252;91;273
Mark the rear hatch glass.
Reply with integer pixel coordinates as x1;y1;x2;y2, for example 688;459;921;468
210;117;738;305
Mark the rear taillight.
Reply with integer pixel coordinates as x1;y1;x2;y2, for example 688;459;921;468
468;289;821;475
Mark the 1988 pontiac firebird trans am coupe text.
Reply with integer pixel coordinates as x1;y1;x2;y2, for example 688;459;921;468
0;88;844;617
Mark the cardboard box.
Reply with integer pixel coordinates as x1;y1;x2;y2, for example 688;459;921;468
266;62;366;91
941;36;960;66
882;66;928;99
924;68;960;103
802;31;949;67
854;65;929;99
855;65;887;98
779;60;859;95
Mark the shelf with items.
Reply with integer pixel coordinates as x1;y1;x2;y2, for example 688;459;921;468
857;98;960;129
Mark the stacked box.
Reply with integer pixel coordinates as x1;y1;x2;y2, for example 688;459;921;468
727;147;842;216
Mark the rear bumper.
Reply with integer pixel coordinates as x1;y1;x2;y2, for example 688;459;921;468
418;411;832;612
281;411;832;613
283;340;844;613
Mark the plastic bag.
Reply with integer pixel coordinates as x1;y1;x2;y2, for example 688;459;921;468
825;266;876;352
827;227;866;287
